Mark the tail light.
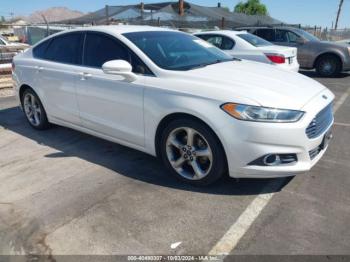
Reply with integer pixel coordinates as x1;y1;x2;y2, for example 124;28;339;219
265;54;286;64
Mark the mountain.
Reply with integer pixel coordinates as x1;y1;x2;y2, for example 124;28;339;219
26;7;84;23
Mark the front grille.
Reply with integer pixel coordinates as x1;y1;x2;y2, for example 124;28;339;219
306;103;333;139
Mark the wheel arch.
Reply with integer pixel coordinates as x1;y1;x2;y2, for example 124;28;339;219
154;112;228;171
313;52;343;71
19;84;34;105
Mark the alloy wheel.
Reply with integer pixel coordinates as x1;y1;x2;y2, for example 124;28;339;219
23;93;42;126
165;127;213;181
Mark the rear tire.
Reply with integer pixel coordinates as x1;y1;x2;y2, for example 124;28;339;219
21;88;50;130
315;54;342;77
159;118;227;186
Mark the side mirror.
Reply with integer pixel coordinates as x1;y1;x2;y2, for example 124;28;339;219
102;60;138;82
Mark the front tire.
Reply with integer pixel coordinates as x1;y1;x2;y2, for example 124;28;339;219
315;54;342;77
21;89;50;130
160;118;227;186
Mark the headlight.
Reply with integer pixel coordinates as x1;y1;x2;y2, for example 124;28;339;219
221;103;304;123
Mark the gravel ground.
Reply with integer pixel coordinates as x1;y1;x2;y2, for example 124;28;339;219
0;74;13;97
0;88;14;97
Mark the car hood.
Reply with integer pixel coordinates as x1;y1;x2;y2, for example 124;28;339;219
175;60;327;110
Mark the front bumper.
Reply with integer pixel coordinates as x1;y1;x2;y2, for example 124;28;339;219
219;88;334;178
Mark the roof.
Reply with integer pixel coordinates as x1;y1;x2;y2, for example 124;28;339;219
195;30;248;36
79;25;174;34
57;1;283;28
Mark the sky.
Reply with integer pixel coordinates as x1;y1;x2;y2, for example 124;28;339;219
1;0;350;28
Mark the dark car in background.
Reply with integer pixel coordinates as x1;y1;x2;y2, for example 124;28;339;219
237;26;350;77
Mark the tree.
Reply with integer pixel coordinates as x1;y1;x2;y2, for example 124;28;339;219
234;0;268;16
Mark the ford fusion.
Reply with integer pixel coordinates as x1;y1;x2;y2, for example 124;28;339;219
13;26;334;186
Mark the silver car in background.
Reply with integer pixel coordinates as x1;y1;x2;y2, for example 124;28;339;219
238;26;350;77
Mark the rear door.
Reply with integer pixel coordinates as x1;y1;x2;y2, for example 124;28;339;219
32;32;84;125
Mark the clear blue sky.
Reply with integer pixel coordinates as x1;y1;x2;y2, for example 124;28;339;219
1;0;350;28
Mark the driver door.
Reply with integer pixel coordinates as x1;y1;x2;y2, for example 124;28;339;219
75;32;151;146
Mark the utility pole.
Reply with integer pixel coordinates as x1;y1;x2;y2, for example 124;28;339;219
335;0;344;30
105;5;109;25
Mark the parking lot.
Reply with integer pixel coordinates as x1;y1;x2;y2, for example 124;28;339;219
0;71;349;258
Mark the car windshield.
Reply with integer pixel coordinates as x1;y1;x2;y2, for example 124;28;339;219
123;31;234;71
237;33;272;47
294;29;320;41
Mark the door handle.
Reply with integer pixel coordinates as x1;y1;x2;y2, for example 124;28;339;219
79;72;92;80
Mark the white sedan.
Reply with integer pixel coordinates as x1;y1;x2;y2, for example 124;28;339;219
195;30;300;72
13;26;334;186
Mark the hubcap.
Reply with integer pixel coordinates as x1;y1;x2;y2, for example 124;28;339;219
166;127;213;181
23;93;42;126
321;60;335;74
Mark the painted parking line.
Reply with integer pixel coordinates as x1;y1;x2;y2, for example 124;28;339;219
334;122;350;127
208;87;350;257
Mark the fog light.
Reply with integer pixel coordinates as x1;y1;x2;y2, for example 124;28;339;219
248;154;297;166
263;154;281;166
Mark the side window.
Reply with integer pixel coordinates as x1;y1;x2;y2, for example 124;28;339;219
275;30;289;42
256;29;275;42
83;32;153;75
221;36;235;50
45;33;83;64
83;33;128;68
197;35;235;50
33;40;51;59
128;52;153;75
286;31;299;43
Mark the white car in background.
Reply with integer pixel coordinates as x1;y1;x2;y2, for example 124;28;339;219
195;30;300;72
13;26;333;186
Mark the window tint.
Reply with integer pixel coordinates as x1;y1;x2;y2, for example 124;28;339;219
275;30;288;42
256;29;275;42
45;33;83;64
33;40;51;59
83;32;152;75
84;33;128;68
197;35;235;50
275;30;300;43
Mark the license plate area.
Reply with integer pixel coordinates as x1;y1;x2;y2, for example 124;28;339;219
288;57;294;64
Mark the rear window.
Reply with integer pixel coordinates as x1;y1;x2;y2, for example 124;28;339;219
237;33;272;47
